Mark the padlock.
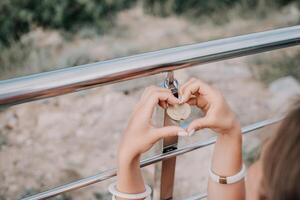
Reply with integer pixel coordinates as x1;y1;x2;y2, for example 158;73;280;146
163;77;179;98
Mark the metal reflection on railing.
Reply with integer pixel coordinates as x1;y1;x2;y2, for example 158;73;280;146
1;26;300;107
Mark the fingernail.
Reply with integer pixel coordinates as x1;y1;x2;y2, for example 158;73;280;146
188;129;195;136
178;130;188;136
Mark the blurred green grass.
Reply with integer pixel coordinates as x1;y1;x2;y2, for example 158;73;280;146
143;0;296;15
1;0;298;47
0;0;137;48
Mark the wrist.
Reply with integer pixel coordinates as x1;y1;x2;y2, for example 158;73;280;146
117;147;140;166
218;121;242;144
212;123;243;176
222;119;241;135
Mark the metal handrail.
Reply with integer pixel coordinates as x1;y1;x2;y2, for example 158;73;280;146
1;26;300;107
22;117;282;200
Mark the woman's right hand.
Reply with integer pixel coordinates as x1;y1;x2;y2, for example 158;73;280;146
179;78;241;136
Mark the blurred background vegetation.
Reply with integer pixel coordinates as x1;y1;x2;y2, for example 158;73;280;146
0;0;136;47
1;0;299;48
143;0;297;18
0;0;299;81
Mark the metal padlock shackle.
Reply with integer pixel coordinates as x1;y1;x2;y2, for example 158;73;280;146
163;72;179;98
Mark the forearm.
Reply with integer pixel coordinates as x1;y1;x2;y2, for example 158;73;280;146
208;124;245;200
116;154;145;200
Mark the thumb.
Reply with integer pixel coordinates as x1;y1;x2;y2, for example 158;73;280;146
187;118;211;132
151;126;187;141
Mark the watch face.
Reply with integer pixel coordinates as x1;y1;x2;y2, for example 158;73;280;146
166;103;191;121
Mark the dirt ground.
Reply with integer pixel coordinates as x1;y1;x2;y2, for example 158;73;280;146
0;5;299;200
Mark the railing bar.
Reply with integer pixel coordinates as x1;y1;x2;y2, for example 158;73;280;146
241;116;283;133
22;117;282;200
1;26;300;107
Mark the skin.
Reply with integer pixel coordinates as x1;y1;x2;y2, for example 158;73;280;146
116;79;263;200
117;86;187;200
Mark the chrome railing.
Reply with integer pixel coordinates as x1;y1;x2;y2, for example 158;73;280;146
0;25;299;200
1;26;300;107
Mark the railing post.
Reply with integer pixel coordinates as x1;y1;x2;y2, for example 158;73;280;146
159;71;179;200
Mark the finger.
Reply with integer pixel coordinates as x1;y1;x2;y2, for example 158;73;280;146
180;81;202;103
141;86;172;102
186;96;209;113
184;79;215;95
187;118;211;132
196;96;210;110
158;100;168;109
151;126;188;142
141;91;180;119
153;90;179;104
158;90;178;109
138;86;174;111
186;96;197;105
179;78;197;97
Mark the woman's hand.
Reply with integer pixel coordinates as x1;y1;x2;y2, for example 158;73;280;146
180;78;240;136
118;86;187;162
180;78;244;200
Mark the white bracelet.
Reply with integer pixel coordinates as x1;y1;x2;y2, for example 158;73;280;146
112;196;151;200
109;182;152;199
209;163;246;184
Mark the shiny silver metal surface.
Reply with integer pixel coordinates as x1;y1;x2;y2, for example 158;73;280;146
22;117;282;200
1;26;300;107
